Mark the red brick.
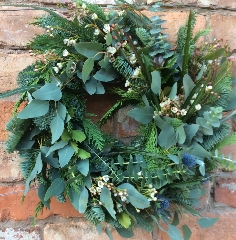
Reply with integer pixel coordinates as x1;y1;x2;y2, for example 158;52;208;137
142;10;206;45
0;142;23;182
0;185;82;221
0;227;41;240
114;106;139;138
0;52;36;92
163;0;236;8
214;177;236;207
210;14;236;51
157;211;236;240
0;7;45;47
44;221;153;240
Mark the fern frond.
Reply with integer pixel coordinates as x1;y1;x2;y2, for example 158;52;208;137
136;28;154;47
113;57;134;80
202;122;231;151
5;115;32;153
83;118;105;150
215;132;236;150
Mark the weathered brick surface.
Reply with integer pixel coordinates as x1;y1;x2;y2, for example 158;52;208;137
157;211;236;240
44;222;153;240
0;227;41;240
0;185;82;221
0;52;36;92
214;177;236;207
114;106;139;139
210;14;236;50
142;10;206;45
0;7;44;47
0;142;23;182
163;0;236;8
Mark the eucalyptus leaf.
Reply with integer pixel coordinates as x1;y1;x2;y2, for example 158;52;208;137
176;125;186;144
100;187;116;219
24;152;42;195
197;217;218;228
44;177;65;201
183;74;195;100
158;123;176;149
32;83;62;101
169;82;177;100
106;32;112;45
182;225;192;240
82;58;94;82
151;70;161;95
57;102;67;121
77;159;89;176
46;140;68;157
115;228;134;238
128;106;154;124
168;225;183;240
50;116;64;144
58;145;75;167
78;187;89;213
38;184;50;209
117;183;150;209
93;69;115;82
75;42;103;60
18;100;49;119
168;154;179;164
41;146;60;168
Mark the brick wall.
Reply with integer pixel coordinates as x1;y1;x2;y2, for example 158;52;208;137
0;0;236;239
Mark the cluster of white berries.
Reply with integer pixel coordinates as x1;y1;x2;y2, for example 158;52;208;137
63;39;76;46
146;184;158;202
129;54;137;64
53;62;63;74
132;66;141;78
89;175;110;196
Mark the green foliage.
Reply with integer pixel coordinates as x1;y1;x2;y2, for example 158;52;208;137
83;118;105;150
113;57;134;80
136;28;154;47
202;122;231;151
85;205;105;225
5;115;32;153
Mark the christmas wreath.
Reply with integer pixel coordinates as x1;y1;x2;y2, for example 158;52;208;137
1;0;236;239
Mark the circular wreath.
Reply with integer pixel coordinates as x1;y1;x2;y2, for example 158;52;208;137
2;0;236;239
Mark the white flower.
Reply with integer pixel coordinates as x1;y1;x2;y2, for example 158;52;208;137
150;192;155;198
127;88;133;92
91;13;98;20
132;66;141;78
89;187;96;194
180;109;187;116
63;39;69;45
192;93;198;99
69;40;76;46
152;197;157;201
102;175;109;182
121;196;127;202
115;42;121;49
130;54;137;64
148;184;153;188
98;180;104;188
206;85;213;91
137;171;142;176
171;107;178;114
133;40;138;45
125;80;130;87
107;46;117;55
82;3;86;9
62;49;69;57
208;60;213;64
53;66;59;73
96;187;102;193
57;62;63;69
94;29;100;35
103;24;110;33
118;11;124;16
195;104;201;110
